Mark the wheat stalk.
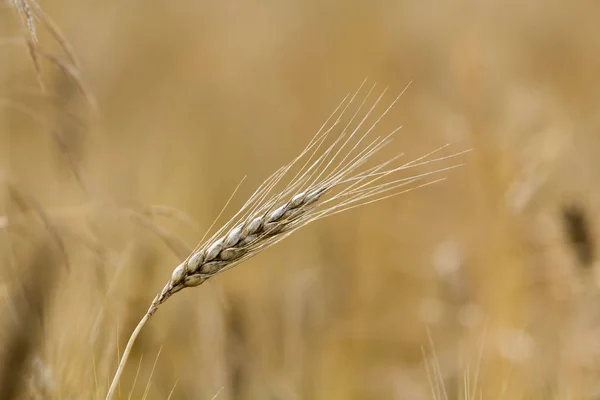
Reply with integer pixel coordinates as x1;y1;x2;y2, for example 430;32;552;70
105;82;467;399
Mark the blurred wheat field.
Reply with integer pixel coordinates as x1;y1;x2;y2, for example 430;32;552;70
2;0;600;399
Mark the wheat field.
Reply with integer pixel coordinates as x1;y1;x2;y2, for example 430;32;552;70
1;1;600;399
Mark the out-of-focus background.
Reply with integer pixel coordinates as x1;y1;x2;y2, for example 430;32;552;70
2;1;600;399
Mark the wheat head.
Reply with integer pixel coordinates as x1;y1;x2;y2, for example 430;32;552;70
106;81;467;399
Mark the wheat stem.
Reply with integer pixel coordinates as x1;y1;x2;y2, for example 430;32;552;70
106;293;162;400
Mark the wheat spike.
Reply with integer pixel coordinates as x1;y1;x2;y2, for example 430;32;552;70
106;82;467;399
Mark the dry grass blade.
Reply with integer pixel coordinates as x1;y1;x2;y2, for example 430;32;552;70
6;0;98;188
105;83;468;399
31;47;98;112
10;0;81;67
131;212;192;260
11;0;39;43
140;205;200;232
32;3;80;67
0;95;87;186
4;181;70;271
2;0;96;186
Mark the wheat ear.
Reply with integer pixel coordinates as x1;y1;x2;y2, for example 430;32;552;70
106;82;467;399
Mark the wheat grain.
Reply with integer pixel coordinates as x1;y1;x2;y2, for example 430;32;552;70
106;82;468;399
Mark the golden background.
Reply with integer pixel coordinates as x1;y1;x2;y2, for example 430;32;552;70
1;1;600;398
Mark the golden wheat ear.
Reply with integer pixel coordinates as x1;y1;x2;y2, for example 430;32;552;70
106;82;469;399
